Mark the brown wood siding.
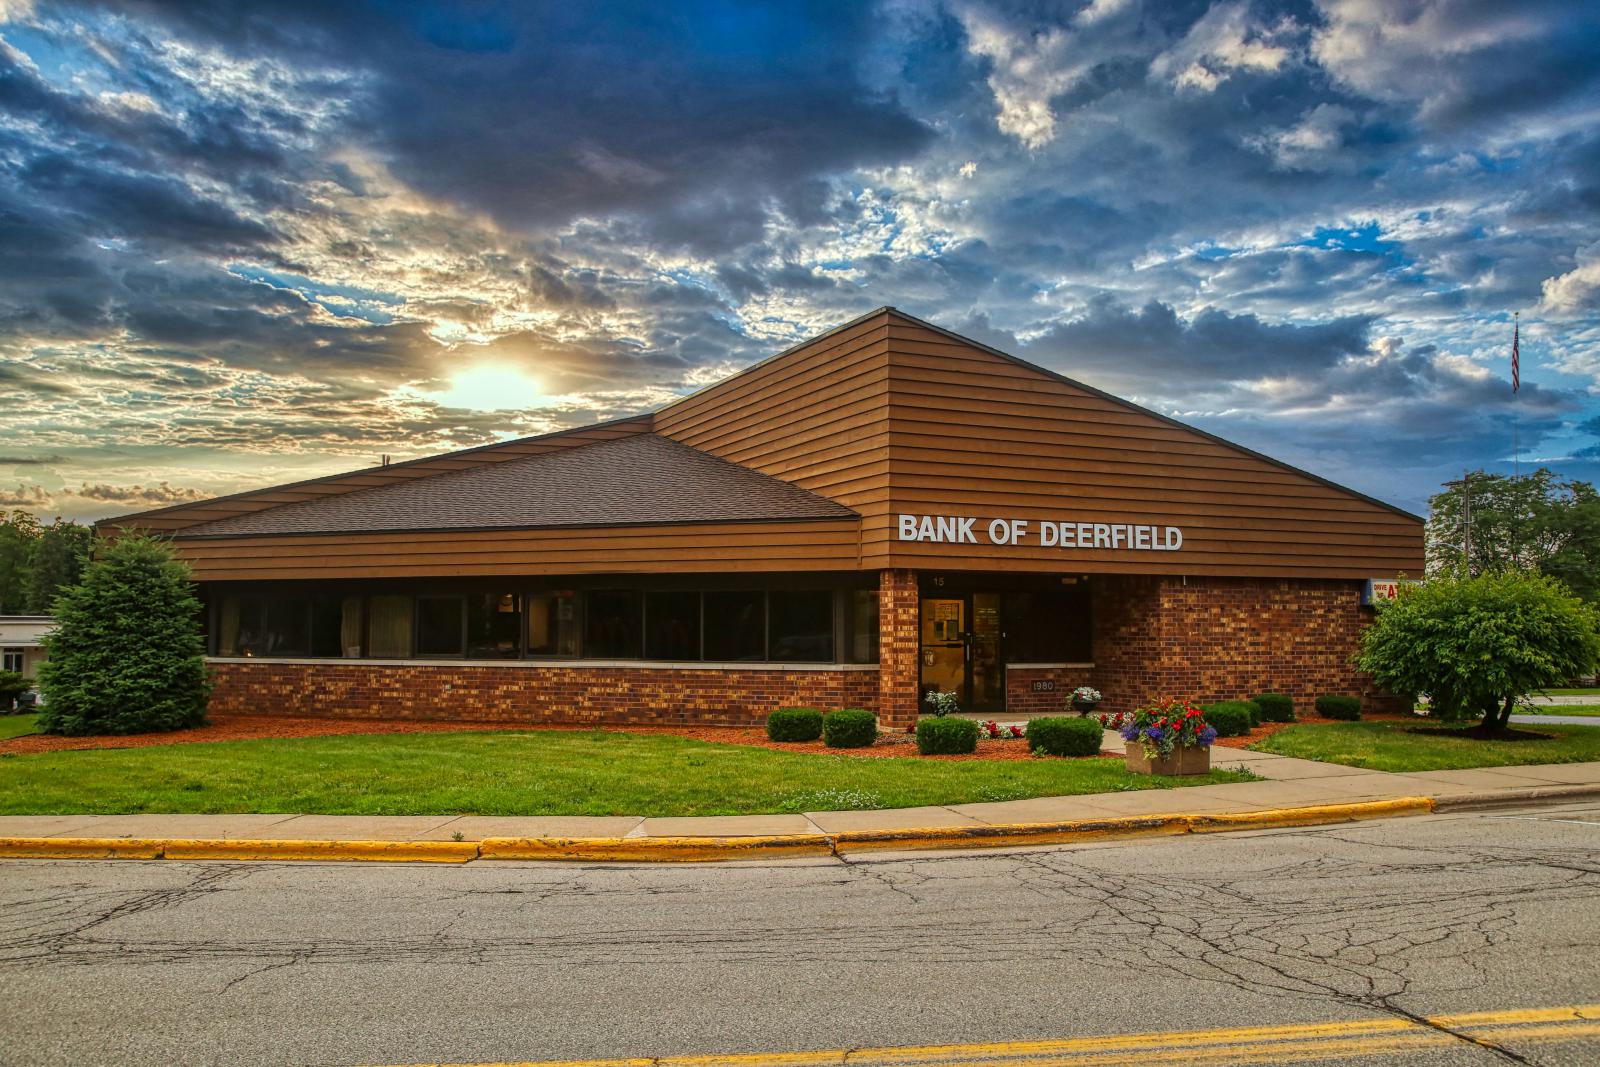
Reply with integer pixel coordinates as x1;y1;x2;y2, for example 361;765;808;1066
108;416;656;535
175;520;861;581
654;313;893;518
878;317;1424;579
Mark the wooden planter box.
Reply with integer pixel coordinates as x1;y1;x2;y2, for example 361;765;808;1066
1124;742;1211;776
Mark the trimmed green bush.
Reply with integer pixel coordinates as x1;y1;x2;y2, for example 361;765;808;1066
823;708;878;748
1200;701;1255;737
1252;693;1296;723
916;716;980;755
1316;694;1362;720
765;707;823;742
1025;716;1103;757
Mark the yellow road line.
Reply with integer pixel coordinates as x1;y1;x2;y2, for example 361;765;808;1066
367;1002;1600;1067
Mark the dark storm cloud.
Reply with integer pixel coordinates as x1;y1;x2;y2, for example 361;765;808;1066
2;0;1599;520
978;297;1373;386
98;1;936;254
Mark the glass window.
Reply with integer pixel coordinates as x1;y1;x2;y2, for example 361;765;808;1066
846;589;879;663
310;595;344;658
527;591;578;657
339;595;364;658
2;648;23;674
1002;587;1091;663
368;595;414;658
467;592;521;659
646;591;700;660
261;597;310;656
217;595;243;656
769;590;833;662
417;596;464;656
704;590;764;661
584;590;641;658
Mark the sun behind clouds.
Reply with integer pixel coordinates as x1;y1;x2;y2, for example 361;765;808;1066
426;365;547;412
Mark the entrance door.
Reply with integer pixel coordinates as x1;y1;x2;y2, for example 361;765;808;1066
919;597;965;707
969;592;1002;710
919;593;1006;714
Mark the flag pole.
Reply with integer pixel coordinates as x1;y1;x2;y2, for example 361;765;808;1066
1512;312;1520;482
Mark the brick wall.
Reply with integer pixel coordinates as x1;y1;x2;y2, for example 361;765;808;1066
1002;665;1096;717
877;568;920;728
203;572;1399;727
1090;576;1401;715
207;660;878;726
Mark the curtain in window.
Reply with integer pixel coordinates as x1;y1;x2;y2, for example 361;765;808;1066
368;595;413;658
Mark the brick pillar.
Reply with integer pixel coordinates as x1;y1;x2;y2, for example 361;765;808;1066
877;568;919;730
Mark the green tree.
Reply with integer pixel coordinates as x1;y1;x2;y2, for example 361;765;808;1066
0;510;42;613
37;534;210;736
1426;469;1600;601
1357;570;1600;735
24;519;94;614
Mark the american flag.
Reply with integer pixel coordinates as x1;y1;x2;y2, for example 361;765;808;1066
1512;316;1520;393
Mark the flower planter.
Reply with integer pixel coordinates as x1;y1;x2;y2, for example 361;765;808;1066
1070;699;1099;715
1124;742;1211;776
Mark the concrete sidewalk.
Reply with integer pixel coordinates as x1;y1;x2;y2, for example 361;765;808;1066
4;732;1599;849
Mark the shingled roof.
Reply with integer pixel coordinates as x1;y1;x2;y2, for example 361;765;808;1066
176;433;857;539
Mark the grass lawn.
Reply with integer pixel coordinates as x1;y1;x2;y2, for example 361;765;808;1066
0;714;39;740
1520;704;1600;717
0;730;1254;817
1540;688;1600;697
1254;720;1600;773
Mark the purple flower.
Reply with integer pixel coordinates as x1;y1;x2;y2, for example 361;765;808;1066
1144;726;1165;742
1119;723;1139;741
1197;726;1217;746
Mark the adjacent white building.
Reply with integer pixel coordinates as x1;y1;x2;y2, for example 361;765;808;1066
0;616;53;677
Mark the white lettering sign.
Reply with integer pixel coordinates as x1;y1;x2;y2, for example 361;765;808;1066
896;514;1184;552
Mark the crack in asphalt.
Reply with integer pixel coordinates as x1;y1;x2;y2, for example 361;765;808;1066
0;820;1595;1060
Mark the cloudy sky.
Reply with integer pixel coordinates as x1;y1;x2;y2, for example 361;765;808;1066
3;0;1599;521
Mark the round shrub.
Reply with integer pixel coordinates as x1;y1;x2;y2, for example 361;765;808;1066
1199;701;1255;737
1252;693;1296;723
1025;716;1103;757
916;716;979;755
1316;694;1362;720
823;708;878;748
765;706;823;742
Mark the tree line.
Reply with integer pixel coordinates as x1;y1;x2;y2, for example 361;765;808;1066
1425;468;1600;602
0;511;95;615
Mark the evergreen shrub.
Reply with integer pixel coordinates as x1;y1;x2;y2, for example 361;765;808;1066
1252;693;1297;722
823;708;878;748
1025;716;1103;757
916;716;979;755
1199;701;1255;737
765;707;824;742
37;534;209;736
1316;695;1362;720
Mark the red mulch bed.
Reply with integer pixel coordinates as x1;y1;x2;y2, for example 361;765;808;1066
1;710;1421;759
0;715;1102;761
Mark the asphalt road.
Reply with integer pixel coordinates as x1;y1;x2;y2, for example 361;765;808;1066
2;803;1598;1067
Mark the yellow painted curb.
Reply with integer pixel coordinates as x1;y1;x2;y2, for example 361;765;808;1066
162;838;480;863
830;814;1190;854
0;796;1441;864
0;836;165;859
478;834;835;863
1186;796;1436;833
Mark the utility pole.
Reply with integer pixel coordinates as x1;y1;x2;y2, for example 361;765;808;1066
1443;471;1490;576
